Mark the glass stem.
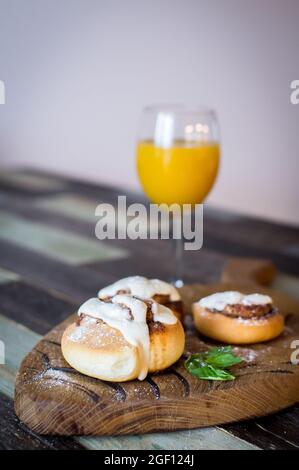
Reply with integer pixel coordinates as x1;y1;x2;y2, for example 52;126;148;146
173;212;184;287
174;236;184;287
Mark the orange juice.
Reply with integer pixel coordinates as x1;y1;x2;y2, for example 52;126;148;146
136;140;220;205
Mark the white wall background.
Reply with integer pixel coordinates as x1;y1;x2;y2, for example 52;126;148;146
0;0;298;224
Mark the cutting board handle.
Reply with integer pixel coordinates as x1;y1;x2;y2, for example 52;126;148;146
221;257;276;287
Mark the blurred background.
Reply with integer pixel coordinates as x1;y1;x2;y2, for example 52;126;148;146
0;0;298;225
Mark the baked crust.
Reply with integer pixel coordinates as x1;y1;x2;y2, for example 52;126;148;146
192;303;284;344
62;311;185;382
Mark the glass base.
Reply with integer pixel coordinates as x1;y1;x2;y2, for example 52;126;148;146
169;278;184;288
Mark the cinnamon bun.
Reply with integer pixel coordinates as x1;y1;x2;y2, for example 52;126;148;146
62;294;185;381
192;291;284;344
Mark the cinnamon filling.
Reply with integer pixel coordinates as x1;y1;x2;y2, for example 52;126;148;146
100;291;183;319
102;291;181;309
76;297;165;331
209;303;276;320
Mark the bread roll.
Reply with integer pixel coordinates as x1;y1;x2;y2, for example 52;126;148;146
62;294;185;381
192;291;284;344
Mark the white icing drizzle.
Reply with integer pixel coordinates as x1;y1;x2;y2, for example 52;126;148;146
198;291;272;312
98;276;180;301
198;291;243;311
78;294;177;380
241;294;272;306
151;302;177;324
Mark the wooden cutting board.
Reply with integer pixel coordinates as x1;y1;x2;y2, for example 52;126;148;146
14;259;299;435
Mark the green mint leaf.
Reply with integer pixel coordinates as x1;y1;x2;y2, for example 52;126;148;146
187;363;236;381
206;353;242;368
205;347;243;368
206;346;234;356
184;346;243;381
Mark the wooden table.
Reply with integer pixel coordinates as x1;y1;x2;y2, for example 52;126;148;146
0;168;298;450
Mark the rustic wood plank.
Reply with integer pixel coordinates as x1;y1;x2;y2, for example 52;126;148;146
205;207;299;255
78;426;257;450
0;367;16;398
224;405;299;450
0;267;20;285
2;184;298;283
51;169;143;205
85;249;228;285
0;282;77;335
0;239;230;304
34;193;138;225
2;181;299;278
254;404;299;448
28;169;299;269
0;169;68;197
0;209;127;265
0;392;85;450
0;192;171;257
0;239;117;303
0;314;41;375
6;168;298;261
205;233;299;276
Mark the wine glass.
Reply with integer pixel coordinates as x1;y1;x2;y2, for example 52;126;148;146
136;104;220;285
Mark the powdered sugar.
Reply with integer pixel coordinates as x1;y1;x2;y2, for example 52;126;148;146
235;315;270;326
233;347;258;363
68;316;97;342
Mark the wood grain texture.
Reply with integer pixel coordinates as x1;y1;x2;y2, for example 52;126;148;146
0;392;85;450
14;282;299;436
0;190;229;285
0;239;116;303
0;282;76;335
0;209;127;265
224;404;299;450
205;232;299;276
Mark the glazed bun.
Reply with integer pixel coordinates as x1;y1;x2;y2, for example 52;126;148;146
192;291;284;345
62;294;185;382
98;276;183;320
